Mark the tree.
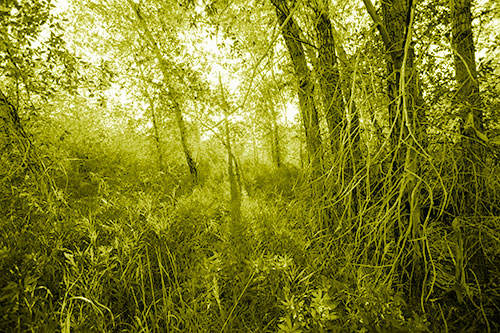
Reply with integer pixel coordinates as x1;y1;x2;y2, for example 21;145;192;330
137;78;164;170
126;0;198;183
362;0;428;298
450;0;489;293
255;82;283;168
270;0;324;189
450;0;486;215
1;0;78;198
310;1;364;217
312;0;345;154
220;82;242;227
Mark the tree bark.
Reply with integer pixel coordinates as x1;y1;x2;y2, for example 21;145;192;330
171;98;198;183
313;0;344;154
271;0;323;180
450;0;488;287
383;0;425;284
451;0;486;215
380;0;425;153
312;1;364;219
330;27;363;216
363;0;426;298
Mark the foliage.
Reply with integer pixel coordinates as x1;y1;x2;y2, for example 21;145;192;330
1;0;500;331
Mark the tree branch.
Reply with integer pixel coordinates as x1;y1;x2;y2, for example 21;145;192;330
361;0;392;50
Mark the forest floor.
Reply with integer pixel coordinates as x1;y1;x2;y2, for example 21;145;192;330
1;163;500;332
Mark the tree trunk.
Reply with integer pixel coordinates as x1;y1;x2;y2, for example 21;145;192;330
450;0;488;288
331;27;363;217
363;0;426;298
266;98;282;168
383;0;425;293
271;0;323;181
313;0;344;154
218;75;243;230
380;0;424;155
172;98;198;183
451;0;486;215
142;89;164;170
226;117;241;224
272;114;281;168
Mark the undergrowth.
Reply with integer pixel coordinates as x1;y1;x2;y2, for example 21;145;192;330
1;150;500;332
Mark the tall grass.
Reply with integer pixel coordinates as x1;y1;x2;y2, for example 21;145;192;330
1;143;500;332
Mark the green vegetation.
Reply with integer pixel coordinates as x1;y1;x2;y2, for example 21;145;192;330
1;0;500;332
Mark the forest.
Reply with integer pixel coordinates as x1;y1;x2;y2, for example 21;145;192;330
1;0;500;331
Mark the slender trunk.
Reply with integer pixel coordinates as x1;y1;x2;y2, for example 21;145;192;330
299;131;305;169
331;29;360;153
128;0;198;183
143;91;163;170
338;41;362;217
151;103;163;170
272;117;281;168
225;113;241;225
252;121;258;165
218;75;242;231
172;99;198;183
332;29;358;124
267;99;282;168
